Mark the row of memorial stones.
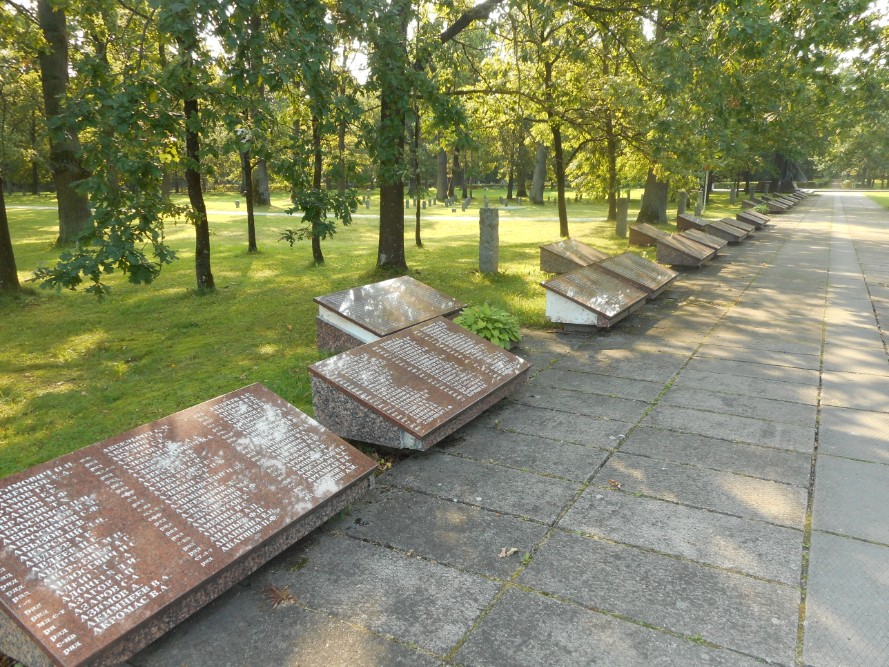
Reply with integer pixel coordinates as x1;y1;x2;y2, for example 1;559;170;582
0;190;808;666
0;272;534;666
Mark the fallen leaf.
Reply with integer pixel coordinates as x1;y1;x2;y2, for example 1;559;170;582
498;547;520;558
264;585;297;608
608;479;622;490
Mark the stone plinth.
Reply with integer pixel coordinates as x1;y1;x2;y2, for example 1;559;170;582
541;264;648;329
737;211;770;229
596;253;678;298
539;239;609;274
629;224;715;268
315;276;465;353
0;385;376;667
676;214;707;232
680;229;728;254
479;208;500;274
677;191;688;215
309;318;529;450
720;218;755;234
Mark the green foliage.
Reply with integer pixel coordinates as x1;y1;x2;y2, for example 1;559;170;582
754;204;770;214
280;189;358;246
454;303;521;349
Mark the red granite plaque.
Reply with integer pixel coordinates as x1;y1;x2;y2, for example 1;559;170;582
0;385;376;667
314;276;465;352
541;264;648;328
596;253;678;298
539;239;609;274
309;317;530;450
680;229;728;253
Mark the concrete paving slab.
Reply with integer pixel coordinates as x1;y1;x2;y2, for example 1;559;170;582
812;455;889;543
804;531;889;666
821;370;889;411
821;344;889;375
254;534;499;655
642;404;816;452
455;587;762;667
694;343;821;370
705;332;822;356
552;354;683;384
619;426;812;487
131;585;442;667
472;402;633;447
440;425;610;481
686;356;821;385
674;367;819;404
559;488;804;584
328;487;547;579
380;451;581;523
512;384;651;422
661;385;817;427
518;531;799;664
531;366;665;402
820;405;889;463
596;453;808;527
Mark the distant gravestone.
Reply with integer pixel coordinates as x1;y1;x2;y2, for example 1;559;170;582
315;276;465;353
479;207;499;274
541;264;648;330
364;198;370;209
677;191;687;215
0;385;375;667
483;195;489;208
422;201;426;209
615;199;629;238
540;238;609;274
309;318;530;450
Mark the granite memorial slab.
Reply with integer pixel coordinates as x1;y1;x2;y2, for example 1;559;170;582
595;253;678;298
314;276;465;353
541;264;649;330
675;213;708;232
628;224;715;267
679;229;728;254
0;384;376;667
539;238;610;274
701;219;748;243
309;317;530;450
737;210;770;228
719;217;755;234
740;199;760;210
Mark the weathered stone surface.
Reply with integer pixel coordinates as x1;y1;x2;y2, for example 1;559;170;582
676;213;707;231
596;453;808;526
819;405;889;463
309;318;530;450
674;368;820;404
455;587;762;667
660;385;817;427
821;370;889;411
595;252;678;297
479;207;499;273
255;534;499;655
380;451;580;522
619;426;812;487
0;384;376;667
694;343;821;370
812;455;889;543
314;275;464;345
703;220;747;243
642;404;815;452
130;586;441;667
541;264;649;328
328;487;547;579
737;210;769;228
315;317;364;354
539;238;609;274
441;425;611;481
512;384;651;423
559;489;805;584
721;217;755;234
629;223;716;266
531;366;665;402
685;356;820;386
519;531;799;664
680;229;728;253
804;531;889;667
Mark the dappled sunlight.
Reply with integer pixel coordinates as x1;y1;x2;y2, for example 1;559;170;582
52;330;109;363
721;476;806;526
257;344;281;356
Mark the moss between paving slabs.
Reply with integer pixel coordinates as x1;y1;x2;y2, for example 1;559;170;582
0;190;743;477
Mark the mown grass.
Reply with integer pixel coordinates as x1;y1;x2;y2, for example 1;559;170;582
868;192;889;210
1;188;740;477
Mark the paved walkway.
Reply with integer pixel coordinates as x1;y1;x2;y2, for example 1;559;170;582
131;192;889;666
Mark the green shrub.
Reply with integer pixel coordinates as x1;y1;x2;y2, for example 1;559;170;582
454;303;521;349
754;204;770;214
842;179;854;189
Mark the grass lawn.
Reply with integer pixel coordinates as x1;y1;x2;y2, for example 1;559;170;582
869;192;889;210
0;188;742;477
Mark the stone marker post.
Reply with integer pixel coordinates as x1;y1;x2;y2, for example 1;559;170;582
479;208;499;274
694;193;703;216
483;195;489;207
677;191;687;215
615;198;629;238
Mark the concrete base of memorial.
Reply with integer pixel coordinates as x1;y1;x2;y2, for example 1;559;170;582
311;374;528;450
543;290;646;329
316;317;369;353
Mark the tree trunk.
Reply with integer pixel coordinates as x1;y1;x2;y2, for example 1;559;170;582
635;167;668;225
241;152;257;252
436;148;447;201
0;177;20;293
449;149;461;198
376;80;407;270
605;115;618;221
183;97;214;290
311;115;324;264
36;0;92;244
252;159;271;205
506;164;514;200
515;136;528;198
413;105;422;248
30;109;40;195
551;123;569;237
530;143;547;204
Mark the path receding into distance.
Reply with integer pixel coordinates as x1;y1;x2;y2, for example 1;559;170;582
128;191;889;666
